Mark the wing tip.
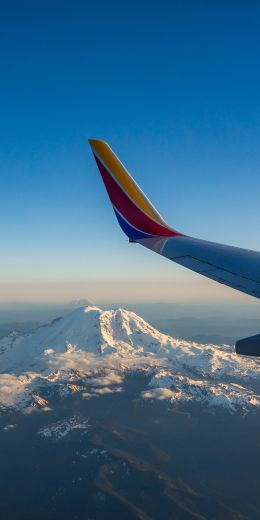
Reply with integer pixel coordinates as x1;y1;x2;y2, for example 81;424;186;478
88;138;108;151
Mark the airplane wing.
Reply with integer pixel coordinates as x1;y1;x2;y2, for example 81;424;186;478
89;139;260;356
139;235;260;300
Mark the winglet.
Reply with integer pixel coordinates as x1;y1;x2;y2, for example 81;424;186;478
89;139;181;240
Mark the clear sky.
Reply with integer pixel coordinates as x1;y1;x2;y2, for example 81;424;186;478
1;0;260;303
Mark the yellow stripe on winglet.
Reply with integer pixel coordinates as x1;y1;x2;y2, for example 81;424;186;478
89;139;166;225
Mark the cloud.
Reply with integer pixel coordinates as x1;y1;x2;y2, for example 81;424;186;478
92;386;123;395
87;372;123;387
142;388;176;401
0;374;31;409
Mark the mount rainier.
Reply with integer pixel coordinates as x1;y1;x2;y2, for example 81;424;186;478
0;305;259;414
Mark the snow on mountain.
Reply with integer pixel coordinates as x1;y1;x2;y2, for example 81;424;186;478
38;415;90;440
0;306;259;414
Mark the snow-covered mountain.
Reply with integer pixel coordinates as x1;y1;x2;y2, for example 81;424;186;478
0;306;259;414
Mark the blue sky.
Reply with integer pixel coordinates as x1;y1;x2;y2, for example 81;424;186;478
1;0;260;303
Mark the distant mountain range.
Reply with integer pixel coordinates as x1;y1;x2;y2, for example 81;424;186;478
0;306;259;414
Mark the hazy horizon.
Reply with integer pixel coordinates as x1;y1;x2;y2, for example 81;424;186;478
0;273;259;303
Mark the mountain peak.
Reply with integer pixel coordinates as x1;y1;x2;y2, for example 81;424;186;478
83;305;101;312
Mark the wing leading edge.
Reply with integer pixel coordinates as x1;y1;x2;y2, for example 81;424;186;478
89;139;260;356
